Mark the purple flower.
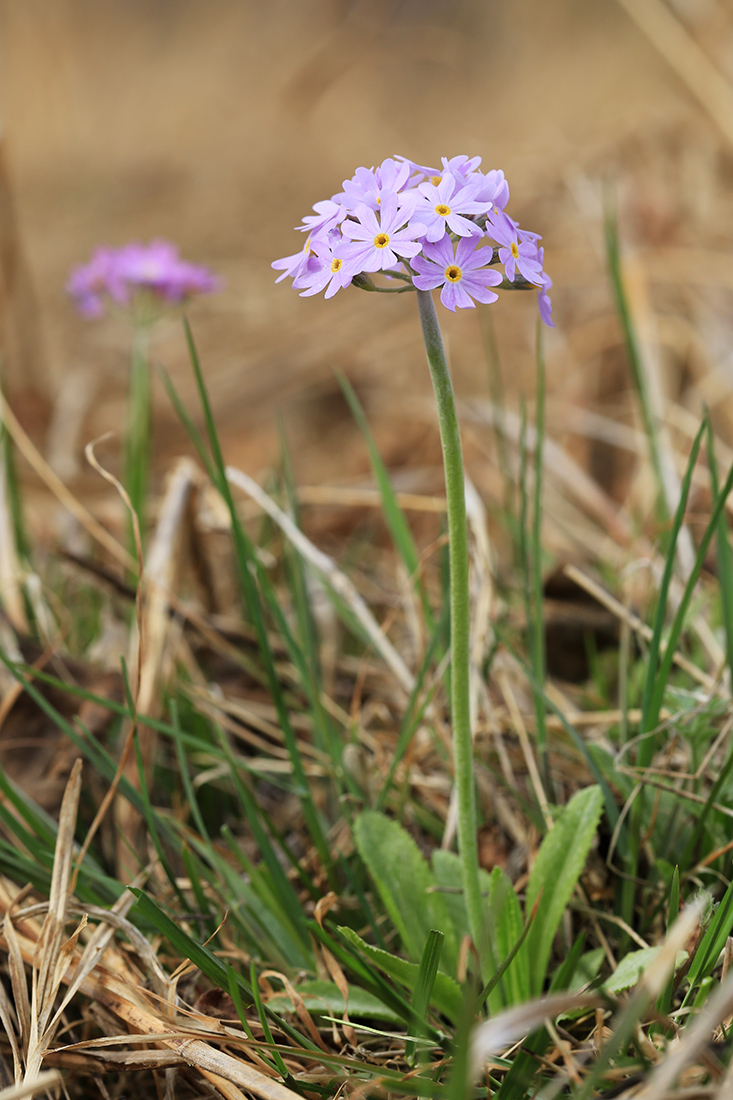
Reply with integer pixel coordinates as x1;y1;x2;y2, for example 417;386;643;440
66;247;128;318
473;169;510;211
338;192;426;275
536;248;554;327
441;154;483;179
272;235;321;283
292;232;353;300
333;158;413;214
413;174;493;243
486;210;543;284
115;240;219;301
411;236;502;311
68;240;220;318
297;200;345;236
394;155;440;186
333;166;381;212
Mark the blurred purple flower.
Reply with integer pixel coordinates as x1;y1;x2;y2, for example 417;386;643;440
68;240;220;318
66;247;128;318
412;236;502;311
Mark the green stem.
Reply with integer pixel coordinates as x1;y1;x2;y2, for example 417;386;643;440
125;324;152;557
416;289;483;969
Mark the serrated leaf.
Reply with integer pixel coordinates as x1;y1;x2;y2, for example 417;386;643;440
525;785;603;995
354;812;458;975
338;926;462;1022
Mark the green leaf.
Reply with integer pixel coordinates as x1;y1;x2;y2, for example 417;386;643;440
266;979;402;1023
338;926;462;1023
525;785;603;995
354;811;458;975
604;946;688;994
432;850;529;1006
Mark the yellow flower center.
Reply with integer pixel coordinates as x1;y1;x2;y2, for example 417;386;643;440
374;232;390;249
330;258;342;273
445;265;462;283
435;204;451;217
510;242;519;259
430;175;442;186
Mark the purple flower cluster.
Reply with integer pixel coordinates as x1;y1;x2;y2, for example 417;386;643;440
68;240;220;319
273;155;552;324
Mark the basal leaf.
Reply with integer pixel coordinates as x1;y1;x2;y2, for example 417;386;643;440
525;785;603;995
338;926;462;1023
354;812;458;975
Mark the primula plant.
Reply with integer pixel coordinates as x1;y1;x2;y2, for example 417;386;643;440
68;240;219;548
274;154;552;974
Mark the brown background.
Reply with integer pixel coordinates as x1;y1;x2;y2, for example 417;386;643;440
0;0;730;532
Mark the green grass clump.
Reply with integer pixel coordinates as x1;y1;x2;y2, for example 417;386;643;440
1;225;733;1100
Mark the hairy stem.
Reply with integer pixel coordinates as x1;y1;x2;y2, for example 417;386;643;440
416;289;483;968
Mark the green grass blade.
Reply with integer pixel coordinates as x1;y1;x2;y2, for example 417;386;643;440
638;417;706;746
169;698;211;844
477;895;535;1012
604;199;667;520
406;929;443;1064
158;365;216;482
129;887;318;1051
337;370;434;630
132;731;188;907
249;961;292;1081
212;724;312;954
375;605;447;810
619;418;708;935
329;924;457;1030
682;881;733;1006
708;419;733;685
181;318;338;873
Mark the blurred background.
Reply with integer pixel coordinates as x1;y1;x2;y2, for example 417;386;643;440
0;0;732;551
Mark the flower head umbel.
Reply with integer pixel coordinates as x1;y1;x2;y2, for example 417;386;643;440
68;240;220;320
272;153;552;324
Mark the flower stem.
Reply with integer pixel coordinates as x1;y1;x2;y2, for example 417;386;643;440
125;324;152;559
416;289;483;966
